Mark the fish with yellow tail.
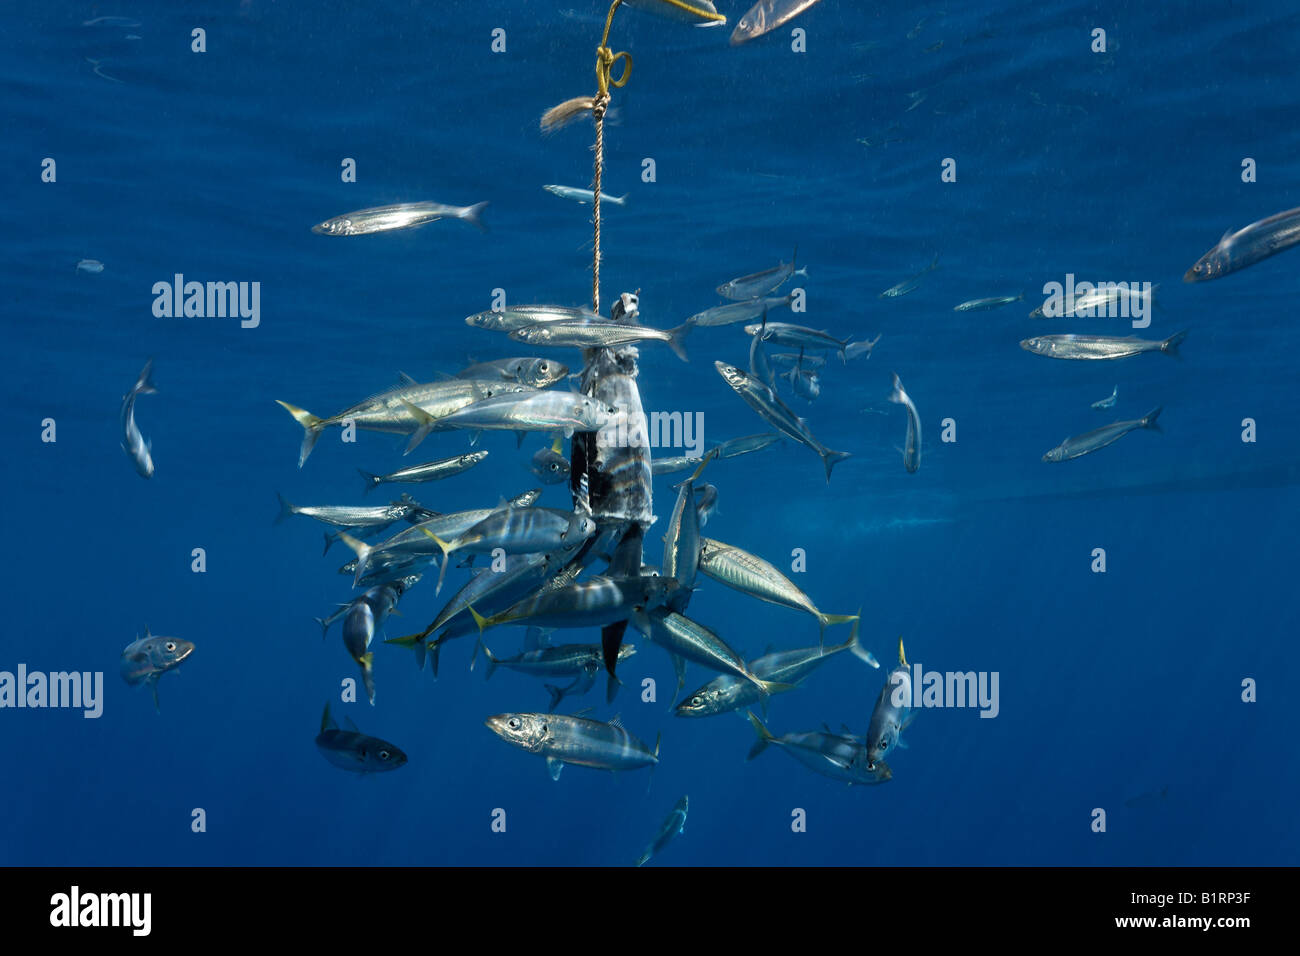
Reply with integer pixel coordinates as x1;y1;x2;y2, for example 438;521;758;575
865;637;915;771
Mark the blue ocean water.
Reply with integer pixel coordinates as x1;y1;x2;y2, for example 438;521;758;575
3;0;1298;867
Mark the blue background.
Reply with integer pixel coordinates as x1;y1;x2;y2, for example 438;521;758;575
2;0;1297;865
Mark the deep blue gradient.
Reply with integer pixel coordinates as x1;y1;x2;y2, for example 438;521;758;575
3;1;1298;866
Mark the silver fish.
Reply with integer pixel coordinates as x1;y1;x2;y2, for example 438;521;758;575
465;305;605;333
276;378;535;466
312;201;487;236
1020;331;1186;361
685;294;793;329
652;456;704;476
1091;386;1118;410
768;352;826;371
744;322;872;363
433;391;617;436
675;622;874;718
1185;206;1300;282
714;362;849;482
510;321;689;362
424;506;598;593
717;250;807;300
359;451;488;494
866;639;913;770
694;484;719;527
661;453;715;611
473;574;674;632
747;713;891;785
76;258;105;274
531;437;572;484
730;0;823;45
276;494;424;530
543;184;627;206
485;712;660;780
341;577;416;706
632;607;788;695
712;432;782;459
880;255;939;298
119;628;194;711
749;329;775;387
783;365;821;401
1042;407;1162;462
120;359;157;478
636;795;689;866
454;357;569;388
697;537;857;638
887;373;922;473
315;703;407;773
953;292;1023;312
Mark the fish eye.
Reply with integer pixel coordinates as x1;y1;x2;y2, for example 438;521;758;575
165;641;176;651
539;362;548;371
690;696;703;707
378;750;390;760
508;718;521;730
879;739;889;751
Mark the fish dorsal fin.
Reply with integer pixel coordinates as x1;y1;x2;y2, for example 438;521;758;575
609;713;625;731
822;722;834;734
762;644;774;657
550;434;562;455
320;702;337;733
524;627;547;651
397;371;417;385
571;706;595;718
898;637;907;667
343;715;361;734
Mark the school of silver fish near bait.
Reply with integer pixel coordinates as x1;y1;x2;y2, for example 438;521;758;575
105;0;1300;865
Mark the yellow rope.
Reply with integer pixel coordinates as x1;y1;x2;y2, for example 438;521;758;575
591;0;632;314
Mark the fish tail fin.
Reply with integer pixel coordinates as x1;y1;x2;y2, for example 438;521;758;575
428;638;441;678
461;201;489;233
481;642;499;679
150;676;161;713
399;400;437;455
606;671;621;705
466;603;491;635
275;400;325;468
887;372;906;404
819;611;858;636
746;711;775;760
360;653;376;705
337;532;372;587
545;683;565;712
665;325;690;363
843;334;880;362
358;469;381;495
616;194;629;205
753;677;796;698
1161;329;1188;356
635;849;651;867
1141;406;1164;432
313;615;330;640
898;636;907;668
274;492;296;525
134;358;158;396
822;449;850;483
322;532;335;556
417;528;455;593
845;612;881;669
413;638;427;672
